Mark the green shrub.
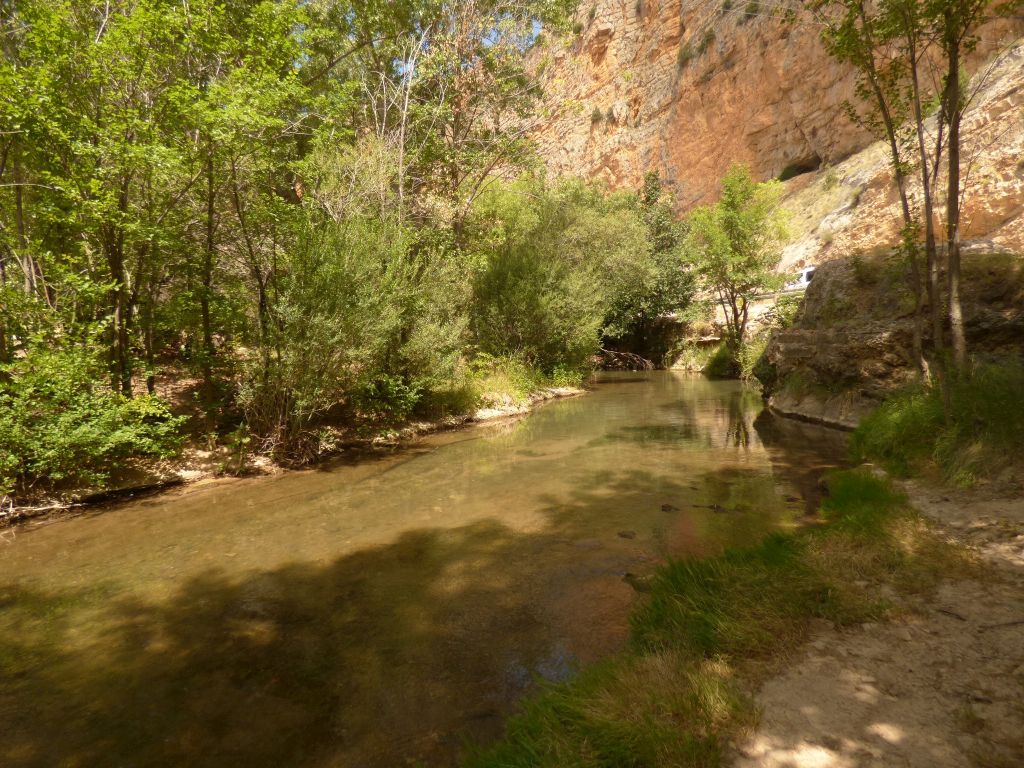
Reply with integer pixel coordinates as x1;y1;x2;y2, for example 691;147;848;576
738;334;769;383
703;343;739;379
353;374;423;423
698;29;716;55
823;166;840;190
677;41;694;68
0;345;185;496
469;178;648;375
239;139;469;455
671;341;718;371
416;364;481;419
853;361;1024;484
762;293;801;329
469;354;546;404
590;106;604;123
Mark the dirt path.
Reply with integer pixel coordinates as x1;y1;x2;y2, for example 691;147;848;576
732;477;1024;768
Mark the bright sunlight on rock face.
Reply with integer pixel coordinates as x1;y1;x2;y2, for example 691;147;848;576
1;1;1022;767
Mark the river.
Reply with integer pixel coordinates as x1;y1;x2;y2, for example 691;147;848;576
0;372;847;767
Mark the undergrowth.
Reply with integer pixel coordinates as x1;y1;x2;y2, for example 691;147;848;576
464;470;965;767
853;361;1024;485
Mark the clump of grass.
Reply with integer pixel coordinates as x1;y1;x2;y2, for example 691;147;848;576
470;354;585;407
465;651;753;767
703;343;739;379
671;341;717;371
677;41;695;69
465;470;965;767
738;335;769;385
697;29;716;55
853;361;1024;484
823;166;840;190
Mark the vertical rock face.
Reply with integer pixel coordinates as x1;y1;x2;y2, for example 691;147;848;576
758;248;1024;429
531;5;1024;428
533;0;866;207
774;40;1024;272
532;0;1021;212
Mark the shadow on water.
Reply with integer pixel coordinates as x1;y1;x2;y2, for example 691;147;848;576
0;373;852;767
753;410;850;515
0;467;750;768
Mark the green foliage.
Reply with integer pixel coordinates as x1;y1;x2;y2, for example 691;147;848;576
823;166;841;190
739;294;800;387
0;345;184;495
470;354;549;404
737;334;769;382
698;29;717;55
354;375;424;423
602;173;696;361
0;0;678;493
677;41;694;68
468;176;653;374
468;469;962;767
703;343;740;379
591;106;605;123
853;362;1024;484
239;142;468;456
670;341;719;372
685;164;787;355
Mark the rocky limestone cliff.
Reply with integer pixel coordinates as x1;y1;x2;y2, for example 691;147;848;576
758;247;1024;429
775;39;1024;274
532;0;1021;213
533;6;1024;428
755;40;1024;428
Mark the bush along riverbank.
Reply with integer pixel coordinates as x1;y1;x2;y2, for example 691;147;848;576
852;361;1024;486
0;355;588;525
463;469;973;767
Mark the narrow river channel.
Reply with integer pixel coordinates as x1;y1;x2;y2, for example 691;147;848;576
0;372;847;767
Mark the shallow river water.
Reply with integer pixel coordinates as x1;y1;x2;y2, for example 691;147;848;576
0;372;847;767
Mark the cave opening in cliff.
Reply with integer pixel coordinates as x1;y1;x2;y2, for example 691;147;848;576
777;154;823;181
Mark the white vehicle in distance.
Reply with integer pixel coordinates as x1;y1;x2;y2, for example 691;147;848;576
784;266;816;292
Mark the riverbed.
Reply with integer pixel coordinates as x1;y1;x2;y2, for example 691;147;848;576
0;372;847;767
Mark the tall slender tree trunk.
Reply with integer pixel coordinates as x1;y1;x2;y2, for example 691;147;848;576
201;142;217;403
906;27;952;419
13;156;35;297
908;51;943;356
944;22;968;373
106;240;133;396
106;176;135;396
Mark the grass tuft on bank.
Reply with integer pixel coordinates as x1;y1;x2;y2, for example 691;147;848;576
852;361;1024;485
464;470;967;768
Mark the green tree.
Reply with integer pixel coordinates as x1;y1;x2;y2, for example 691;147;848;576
813;0;1021;413
602;172;695;362
686;165;786;358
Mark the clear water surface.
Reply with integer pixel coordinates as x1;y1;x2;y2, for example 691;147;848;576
0;372;847;767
